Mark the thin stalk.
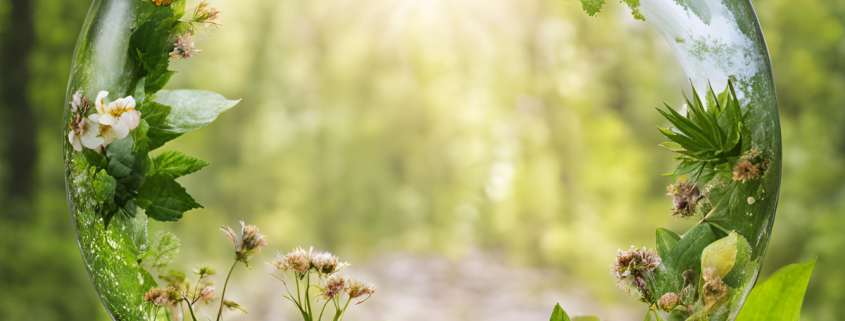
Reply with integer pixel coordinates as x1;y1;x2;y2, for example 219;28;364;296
183;297;198;321
216;260;240;321
318;300;331;321
337;297;352;321
306;273;314;318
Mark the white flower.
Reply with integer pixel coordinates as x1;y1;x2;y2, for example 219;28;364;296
68;118;104;152
88;91;141;146
68;92;104;152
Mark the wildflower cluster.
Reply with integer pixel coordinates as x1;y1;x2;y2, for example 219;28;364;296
269;247;376;321
612;246;661;302
171;1;224;58
144;267;218;320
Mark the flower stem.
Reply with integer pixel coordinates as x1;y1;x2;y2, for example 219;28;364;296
216;260;239;321
336;297;352;321
306;272;314;318
183;297;198;321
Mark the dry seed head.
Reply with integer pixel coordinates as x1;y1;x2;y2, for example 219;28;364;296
667;179;703;218
346;278;377;304
612;246;661;298
320;275;347;300
658;292;680;311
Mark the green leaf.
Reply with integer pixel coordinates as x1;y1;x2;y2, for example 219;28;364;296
735;259;816;321
550;303;571;321
82;148;108;169
701;231;739;281
724;232;751;287
93;169;117;203
148;231;180;269
664;222;724;273
656;227;681;259
573;317;600;321
153;89;241;133
152;151;208;179
128;2;184;94
135;174;202;222
132;119;151;153
106;136;149;191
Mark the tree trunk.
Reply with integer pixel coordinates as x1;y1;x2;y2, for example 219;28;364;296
0;0;36;219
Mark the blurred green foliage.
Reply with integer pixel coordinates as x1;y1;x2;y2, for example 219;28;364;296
0;0;842;320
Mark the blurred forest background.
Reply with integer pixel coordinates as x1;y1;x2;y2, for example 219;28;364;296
0;0;843;320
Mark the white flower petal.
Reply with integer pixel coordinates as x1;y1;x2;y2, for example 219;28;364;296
124;96;136;110
95;91;109;115
88;113;100;122
99;126;116;147
98;113;117;126
121;110;141;131
81;120;105;149
68;130;82;152
112;121;130;139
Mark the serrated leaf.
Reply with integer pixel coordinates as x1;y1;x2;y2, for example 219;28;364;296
132;119;151;153
735;260;816;321
135;174;202;222
93;169;117;203
153;89;240;133
152;151;208;179
149;231;180;269
138;100;171;128
82;148;107;169
656;227;681;259
550;303;571;321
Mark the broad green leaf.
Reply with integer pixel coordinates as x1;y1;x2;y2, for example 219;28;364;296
735;259;816;321
664;222;724;273
656;227;681;259
153;89;241;133
152;151;208;179
550;303;571;321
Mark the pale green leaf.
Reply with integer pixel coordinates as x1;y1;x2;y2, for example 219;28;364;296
735;259;816;321
153;89;240;133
